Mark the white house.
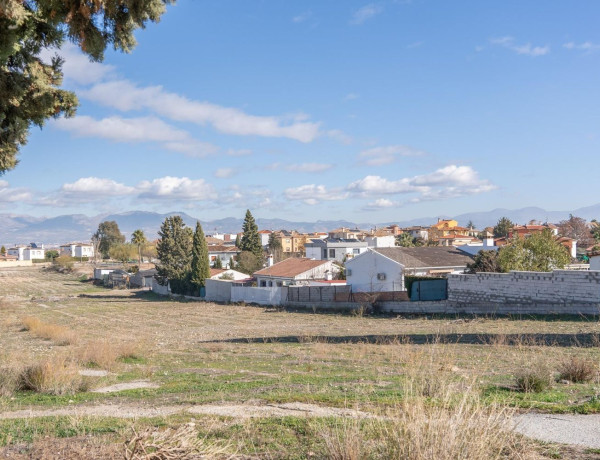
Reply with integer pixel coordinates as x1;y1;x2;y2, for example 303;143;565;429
253;257;338;287
402;226;429;241
208;245;240;268
364;234;396;248
7;244;45;261
258;230;272;248
345;247;474;292
304;238;369;262
457;232;499;256
60;243;94;258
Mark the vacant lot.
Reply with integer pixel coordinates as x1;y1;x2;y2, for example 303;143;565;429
1;266;599;459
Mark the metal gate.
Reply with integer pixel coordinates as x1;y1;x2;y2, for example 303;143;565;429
410;279;447;301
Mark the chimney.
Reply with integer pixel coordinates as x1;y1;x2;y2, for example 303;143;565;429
267;254;274;267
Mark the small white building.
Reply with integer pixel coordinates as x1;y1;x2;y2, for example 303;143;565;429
60;243;94;258
253;258;338;287
364;234;396;248
345;247;474;292
7;244;45;261
209;268;249;281
258;230;272;249
208;245;240;268
304;238;369;262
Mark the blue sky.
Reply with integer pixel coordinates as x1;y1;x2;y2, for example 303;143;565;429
2;0;599;222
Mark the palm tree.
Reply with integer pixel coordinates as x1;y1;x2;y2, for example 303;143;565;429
131;229;147;265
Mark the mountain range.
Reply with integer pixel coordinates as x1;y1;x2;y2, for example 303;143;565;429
2;203;600;246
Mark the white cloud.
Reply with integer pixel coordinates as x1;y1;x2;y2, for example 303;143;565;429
327;129;353;144
39;43;115;85
52;115;222;157
225;148;253;156
347;165;496;201
363;198;399;210
406;41;423;49
0;181;31;203
271;163;333;173
137;176;217;201
343;93;359;101
83;79;321;143
52;115;189;143
61;177;135;196
490;36;549;57
284;184;348;205
214;168;237;178
350;4;383;25
359;145;425;165
563;41;600;53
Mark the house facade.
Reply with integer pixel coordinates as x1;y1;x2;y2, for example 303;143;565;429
7;244;45;260
345;247;473;292
60;243;94;258
253;258;337;287
208;245;240;268
304;238;369;262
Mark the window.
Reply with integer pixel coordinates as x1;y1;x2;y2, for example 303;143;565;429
260;280;266;287
377;273;386;280
346;269;352;276
323;249;327;259
268;281;273;287
329;249;335;258
353;248;360;255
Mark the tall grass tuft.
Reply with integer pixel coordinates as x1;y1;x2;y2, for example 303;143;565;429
79;340;141;370
21;316;77;345
18;355;88;395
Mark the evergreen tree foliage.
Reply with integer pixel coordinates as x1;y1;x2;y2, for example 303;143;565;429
240;209;262;257
0;246;5;255
0;0;171;173
94;221;125;258
190;221;210;292
155;216;193;288
235;234;241;249
229;256;235;269
396;233;416;247
466;250;501;273
213;257;223;269
493;217;513;238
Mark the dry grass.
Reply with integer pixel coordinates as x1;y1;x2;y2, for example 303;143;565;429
18;355;88;395
21;316;77;345
124;423;234;460
79;340;141;371
318;371;535;460
557;356;598;383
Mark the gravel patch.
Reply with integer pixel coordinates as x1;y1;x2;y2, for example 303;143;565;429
91;381;159;393
514;413;600;448
79;369;109;377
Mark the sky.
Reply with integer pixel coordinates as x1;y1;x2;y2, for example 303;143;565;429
2;0;600;222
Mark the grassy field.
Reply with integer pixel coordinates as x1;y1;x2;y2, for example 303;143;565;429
1;265;599;459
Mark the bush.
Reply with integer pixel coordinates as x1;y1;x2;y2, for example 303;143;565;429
514;367;553;393
53;255;74;272
557;357;597;383
22;316;77;345
18;356;88;395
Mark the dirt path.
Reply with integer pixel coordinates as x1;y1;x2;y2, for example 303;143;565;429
514;413;600;449
0;402;375;420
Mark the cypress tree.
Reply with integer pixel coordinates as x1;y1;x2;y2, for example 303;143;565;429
213;257;223;269
240;209;262;257
156;216;193;288
190;221;211;293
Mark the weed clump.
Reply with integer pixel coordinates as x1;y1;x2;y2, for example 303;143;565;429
18;355;88;395
21;316;76;345
514;367;553;393
557;357;597;383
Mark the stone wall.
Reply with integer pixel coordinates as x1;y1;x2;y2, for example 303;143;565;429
446;270;600;315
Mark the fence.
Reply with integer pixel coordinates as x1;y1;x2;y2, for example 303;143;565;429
287;285;352;303
205;279;232;302
231;285;287;306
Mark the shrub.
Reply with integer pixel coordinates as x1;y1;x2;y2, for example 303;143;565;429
557;357;597;383
53;255;74;272
514;367;553;393
80;340;141;370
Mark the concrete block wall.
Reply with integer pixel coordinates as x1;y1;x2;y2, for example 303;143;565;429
447;270;600;315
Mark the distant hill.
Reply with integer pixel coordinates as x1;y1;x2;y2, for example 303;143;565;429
1;203;599;246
